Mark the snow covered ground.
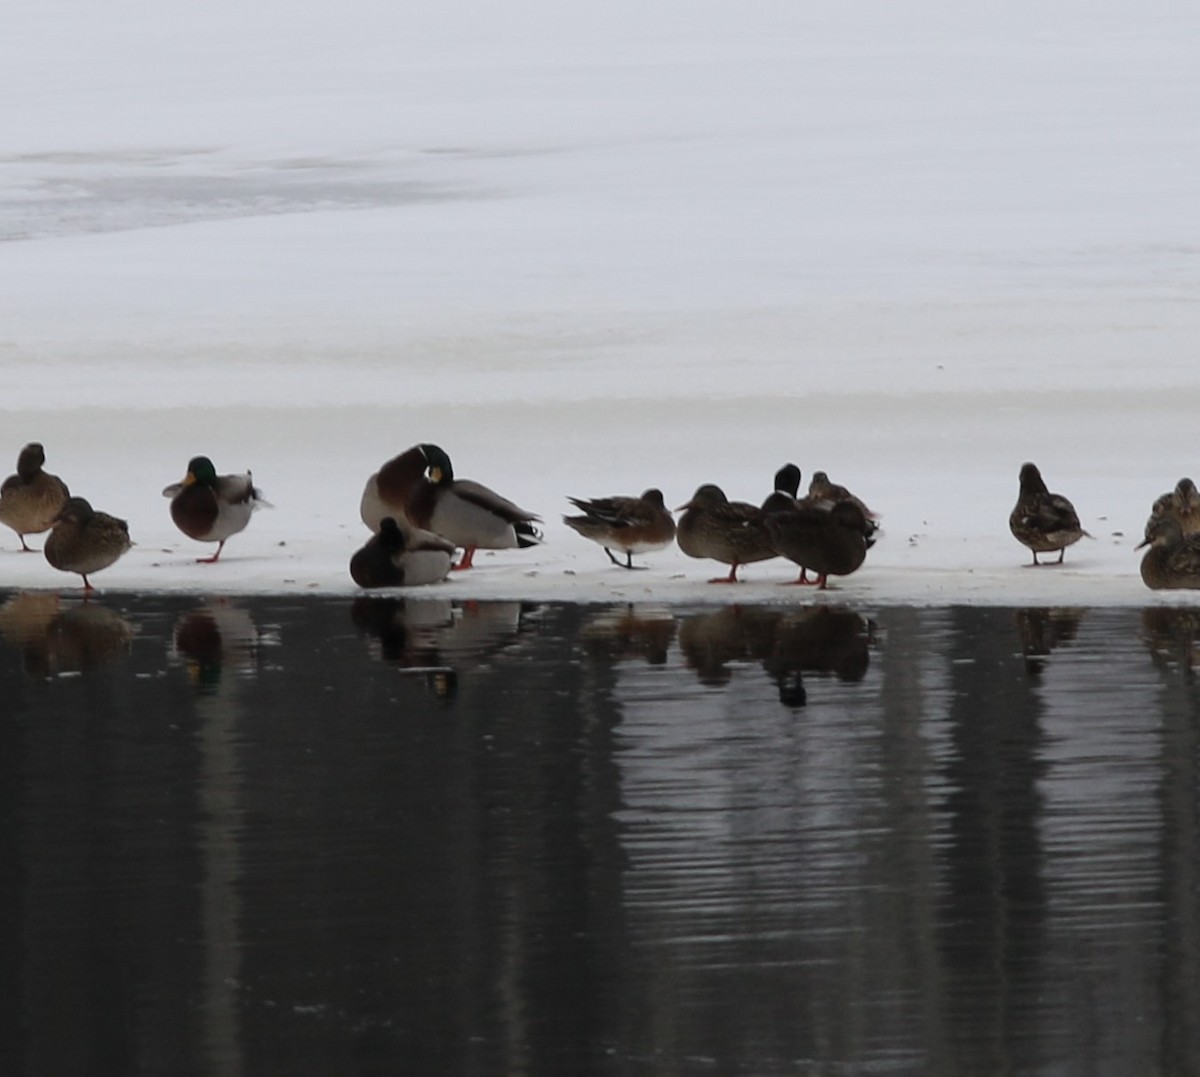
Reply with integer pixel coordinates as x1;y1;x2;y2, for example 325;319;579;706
2;0;1198;606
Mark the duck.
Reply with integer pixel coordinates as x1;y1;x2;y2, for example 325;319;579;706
773;463;804;501
162;456;267;563
1008;462;1087;566
563;488;676;569
349;516;456;588
1148;477;1200;537
807;469;880;536
762;492;868;588
0;442;70;552
360;444;541;570
1137;515;1200;590
675;483;776;583
43;496;132;591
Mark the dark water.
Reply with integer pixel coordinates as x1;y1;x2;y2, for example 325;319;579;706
1;591;1199;1076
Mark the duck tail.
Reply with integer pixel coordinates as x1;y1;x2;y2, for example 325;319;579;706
515;521;544;548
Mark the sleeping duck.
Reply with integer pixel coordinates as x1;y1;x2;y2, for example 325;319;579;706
807;469;880;537
360;443;541;570
163;456;267;563
1137;515;1200;590
349;516;456;588
1148;477;1200;537
44;496;131;591
563;488;676;569
1008;462;1087;566
0;442;70;552
676;483;776;583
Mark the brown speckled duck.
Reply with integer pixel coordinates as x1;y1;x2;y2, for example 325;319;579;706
360;444;541;570
675;483;776;583
0;442;70;552
43;497;131;591
807;470;880;537
1148;477;1200;537
349;517;456;588
762;492;868;589
1137;515;1200;590
1008;462;1087;566
163;456;266;563
563;488;676;569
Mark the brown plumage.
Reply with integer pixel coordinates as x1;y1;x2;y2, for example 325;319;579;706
0;443;70;551
762;492;868;588
563;488;676;569
1148;477;1200;537
1008;462;1087;566
675;483;776;583
1137;515;1200;590
43;497;132;591
807;469;879;537
360;444;541;570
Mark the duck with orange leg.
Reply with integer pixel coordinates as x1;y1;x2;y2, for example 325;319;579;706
44;496;131;593
675;483;776;583
163;455;267;563
762;492;868;589
360;443;541;570
0;442;70;552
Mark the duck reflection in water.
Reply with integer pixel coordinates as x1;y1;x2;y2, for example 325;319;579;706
678;604;873;702
580;604;677;665
1141;607;1200;671
0;591;132;677
351;597;538;698
1015;607;1084;675
678;605;780;687
763;606;875;707
171;600;262;694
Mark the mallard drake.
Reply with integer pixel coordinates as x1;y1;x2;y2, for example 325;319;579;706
1009;462;1087;566
676;483;776;583
0;442;70;552
360;444;541;570
162;456;266;563
349;516;456;588
762;492;868;588
1148;477;1200;537
1137;515;1200;589
771;464;874;582
774;463;804;500
563;488;676;569
43;496;131;591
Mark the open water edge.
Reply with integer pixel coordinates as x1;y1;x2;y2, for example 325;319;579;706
1;591;1199;1076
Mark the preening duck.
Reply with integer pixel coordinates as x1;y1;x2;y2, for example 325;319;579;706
360;443;541;570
